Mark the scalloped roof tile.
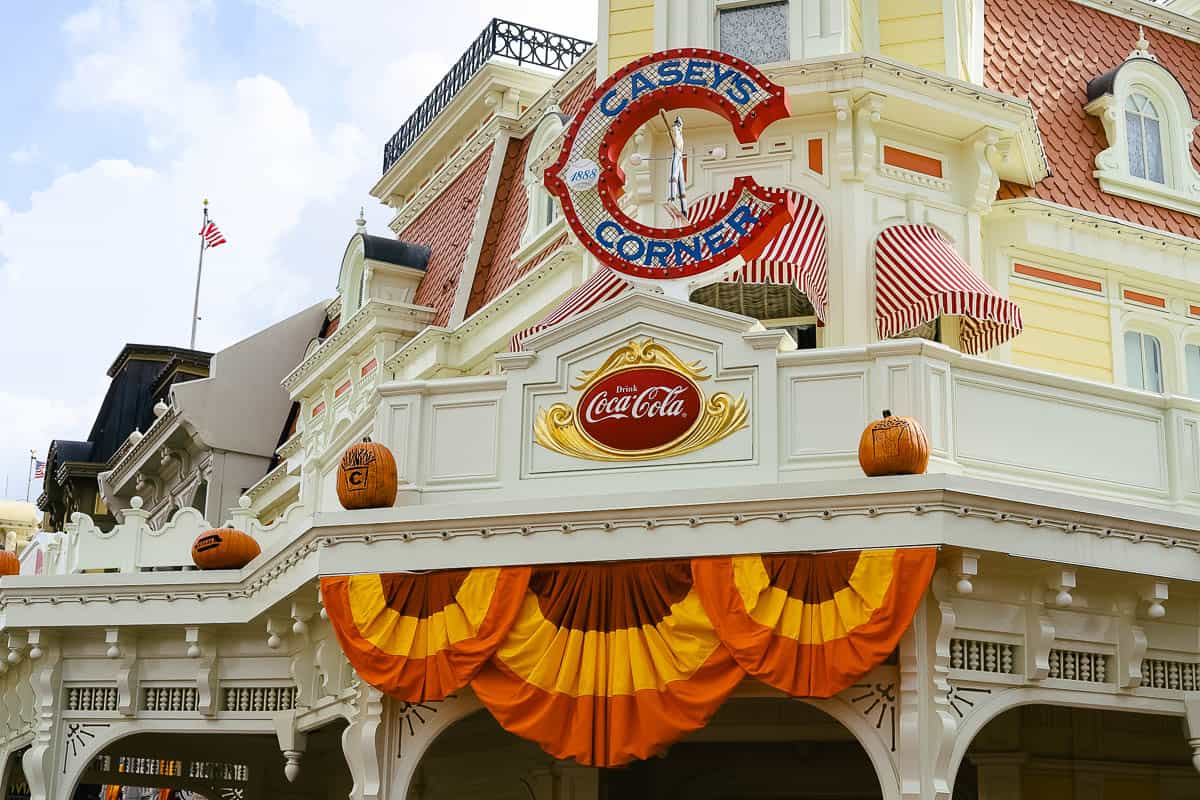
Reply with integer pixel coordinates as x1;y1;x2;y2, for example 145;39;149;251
987;0;1200;237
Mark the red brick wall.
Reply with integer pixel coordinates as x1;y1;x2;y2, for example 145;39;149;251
402;146;494;325
987;0;1200;236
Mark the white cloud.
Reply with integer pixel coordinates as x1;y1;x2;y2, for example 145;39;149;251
0;0;597;512
9;145;39;165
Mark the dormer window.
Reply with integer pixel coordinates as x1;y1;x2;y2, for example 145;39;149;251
520;111;568;249
1085;29;1200;216
1125;93;1165;184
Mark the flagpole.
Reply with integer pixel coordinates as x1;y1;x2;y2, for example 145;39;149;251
190;199;209;350
25;450;34;503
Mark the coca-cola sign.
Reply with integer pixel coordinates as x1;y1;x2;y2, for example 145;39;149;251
534;338;749;462
578;366;703;452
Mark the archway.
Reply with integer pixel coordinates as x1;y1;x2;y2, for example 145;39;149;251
952;704;1199;799
410;697;887;799
68;722;350;799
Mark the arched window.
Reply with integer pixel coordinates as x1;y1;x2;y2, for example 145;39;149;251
1124;330;1164;392
520;112;567;249
1125;92;1165;184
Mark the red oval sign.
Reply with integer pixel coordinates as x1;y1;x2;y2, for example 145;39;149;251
577;366;703;452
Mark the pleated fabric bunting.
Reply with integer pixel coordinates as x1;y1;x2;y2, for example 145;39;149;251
320;567;531;700
471;561;745;766
691;548;937;697
321;548;936;767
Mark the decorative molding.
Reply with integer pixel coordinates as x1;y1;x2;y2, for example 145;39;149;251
993;197;1200;251
1070;0;1200;45
7;494;1200;618
281;299;435;393
848;680;898;751
141;686;199;712
64;687;117;713
222;686;297;713
1142;658;1200;691
1047;649;1111;683
950;639;1016;675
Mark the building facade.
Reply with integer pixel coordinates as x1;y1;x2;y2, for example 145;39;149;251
6;1;1200;798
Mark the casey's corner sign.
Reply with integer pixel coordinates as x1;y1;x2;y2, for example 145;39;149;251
534;339;748;461
545;49;797;281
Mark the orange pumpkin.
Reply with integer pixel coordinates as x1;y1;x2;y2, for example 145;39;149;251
858;410;929;477
0;550;19;577
336;437;398;510
191;527;261;570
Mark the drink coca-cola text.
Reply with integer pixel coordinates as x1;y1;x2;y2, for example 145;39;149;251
577;366;702;452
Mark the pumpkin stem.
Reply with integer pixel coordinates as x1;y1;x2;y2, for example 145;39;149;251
882;409;892;418
362;436;373;443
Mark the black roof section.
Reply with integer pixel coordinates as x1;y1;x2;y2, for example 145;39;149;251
1087;57;1189;102
361;235;431;271
107;343;211;378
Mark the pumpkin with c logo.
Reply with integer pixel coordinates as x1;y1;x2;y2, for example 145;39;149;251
191;527;261;570
0;550;19;577
858;410;929;477
336;437;398;510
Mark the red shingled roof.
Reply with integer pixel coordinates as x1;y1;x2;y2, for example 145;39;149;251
403;146;494;326
986;0;1200;236
464;75;598;316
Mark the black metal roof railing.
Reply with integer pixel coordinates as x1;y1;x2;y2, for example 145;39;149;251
381;19;592;176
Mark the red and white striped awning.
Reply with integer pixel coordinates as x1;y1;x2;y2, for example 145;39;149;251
688;189;828;320
510;189;827;351
509;267;632;351
875;224;1022;355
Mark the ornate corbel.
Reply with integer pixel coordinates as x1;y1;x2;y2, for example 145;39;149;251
21;631;61;800
104;628;139;716
967;127;1002;212
831;92;855;180
274;709;308;783
185;627;219;716
289;598;319;707
1025;585;1056;681
1117;613;1148;689
854;93;886;179
1186;692;1200;773
343;681;386;800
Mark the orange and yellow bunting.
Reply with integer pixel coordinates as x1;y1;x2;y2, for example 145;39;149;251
321;548;936;766
471;561;744;766
320;567;530;700
692;548;937;697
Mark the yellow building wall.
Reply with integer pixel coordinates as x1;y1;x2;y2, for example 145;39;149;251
1009;282;1114;384
608;0;655;75
848;0;864;52
878;0;945;73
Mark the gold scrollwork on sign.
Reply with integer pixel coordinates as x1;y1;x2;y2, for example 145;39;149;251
533;339;750;462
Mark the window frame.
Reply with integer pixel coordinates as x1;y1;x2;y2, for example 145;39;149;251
1085;58;1200;216
518;111;568;253
1122;329;1165;393
715;0;792;66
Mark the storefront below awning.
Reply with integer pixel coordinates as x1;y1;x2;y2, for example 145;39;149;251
511;189;828;351
321;547;935;767
874;224;1023;355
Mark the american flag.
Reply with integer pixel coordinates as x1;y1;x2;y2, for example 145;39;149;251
33;460;45;479
200;220;227;248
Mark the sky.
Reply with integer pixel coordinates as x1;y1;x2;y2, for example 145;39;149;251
0;0;597;505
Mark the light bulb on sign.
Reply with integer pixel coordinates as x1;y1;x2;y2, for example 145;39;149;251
708;146;726;159
629;152;644;167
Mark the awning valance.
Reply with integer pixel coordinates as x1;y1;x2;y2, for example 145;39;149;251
875;224;1023;355
322;548;936;767
510;189;828;351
